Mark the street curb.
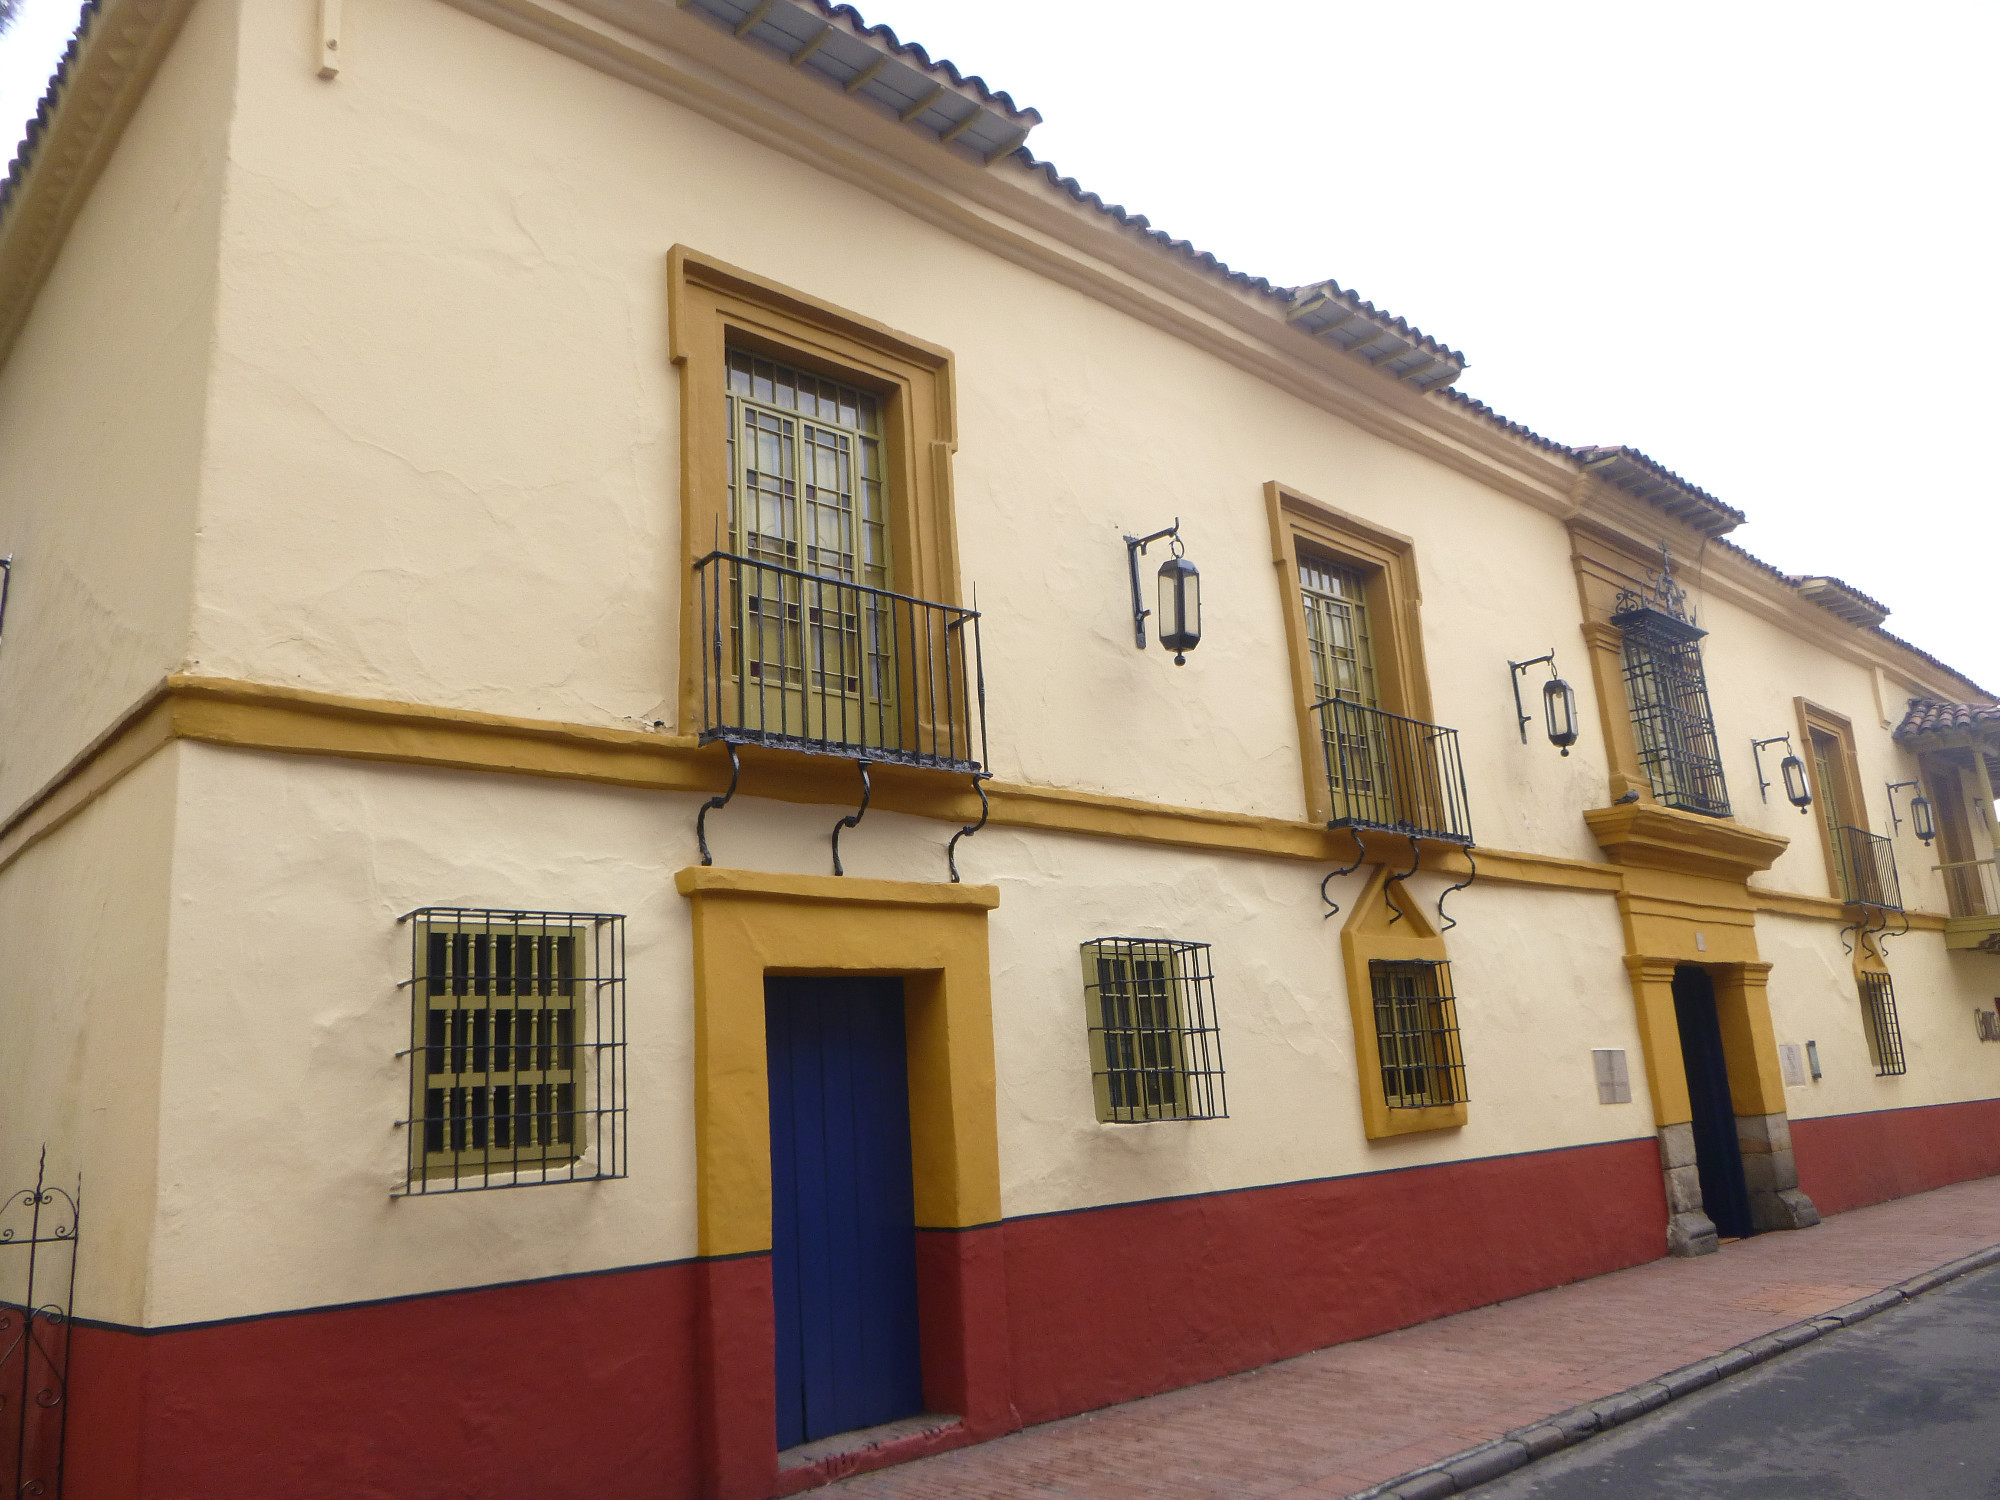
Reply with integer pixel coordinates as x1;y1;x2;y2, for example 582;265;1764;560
1344;1241;2000;1499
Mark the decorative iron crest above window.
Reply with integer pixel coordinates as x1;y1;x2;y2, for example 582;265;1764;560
397;908;628;1195
1611;541;1696;630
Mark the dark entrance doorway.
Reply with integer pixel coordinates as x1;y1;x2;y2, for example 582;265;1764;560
1672;965;1754;1241
765;977;925;1450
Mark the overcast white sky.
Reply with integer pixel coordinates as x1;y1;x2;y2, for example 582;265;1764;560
2;1;1994;690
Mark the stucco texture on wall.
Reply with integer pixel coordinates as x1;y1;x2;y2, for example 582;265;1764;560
0;747;178;1327
137;742;1658;1323
1759;910;2000;1121
188;0;1610;861
0;0;235;821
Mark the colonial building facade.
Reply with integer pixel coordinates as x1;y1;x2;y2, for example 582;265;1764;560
2;2;1997;1497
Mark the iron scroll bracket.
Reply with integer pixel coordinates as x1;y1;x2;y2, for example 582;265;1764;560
1436;845;1477;933
1877;906;1911;951
831;759;873;876
1321;825;1367;919
1123;520;1179;649
1507;651;1555;743
695;742;742;868
1384;834;1422;926
1840;904;1886;958
946;772;992;884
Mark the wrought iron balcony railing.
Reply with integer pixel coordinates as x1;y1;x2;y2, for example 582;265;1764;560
1938;855;2000;920
1310;697;1473;845
1833;825;1902;911
694;550;987;773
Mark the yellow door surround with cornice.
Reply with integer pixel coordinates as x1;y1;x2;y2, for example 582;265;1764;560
1585;800;1792;1126
675;866;1002;1259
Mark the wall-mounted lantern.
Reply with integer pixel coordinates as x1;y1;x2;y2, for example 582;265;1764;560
1124;521;1200;665
1752;735;1812;813
1508;651;1579;755
1887;780;1936;847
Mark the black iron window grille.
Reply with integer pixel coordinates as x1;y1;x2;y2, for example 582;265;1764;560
1081;938;1227;1123
1858;971;1907;1077
398;909;627;1195
694;550;986;773
1369;959;1468;1108
1309;697;1473;844
1612;601;1730;818
1834;825;1903;911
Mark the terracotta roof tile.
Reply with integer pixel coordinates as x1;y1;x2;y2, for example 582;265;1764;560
1896;699;2000;741
0;2;93;223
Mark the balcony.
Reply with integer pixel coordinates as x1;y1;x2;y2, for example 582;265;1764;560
693;550;987;773
1310;697;1473;845
1833;825;1902;911
1939;856;2000;953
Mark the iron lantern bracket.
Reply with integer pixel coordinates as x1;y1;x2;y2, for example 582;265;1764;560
1751;735;1794;804
0;554;12;645
1123;520;1179;650
1885;780;1931;843
1507;650;1557;744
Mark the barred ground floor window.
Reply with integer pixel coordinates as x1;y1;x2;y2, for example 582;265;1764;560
401;908;627;1194
1080;937;1227;1123
1858;971;1907;1077
1369;959;1467;1108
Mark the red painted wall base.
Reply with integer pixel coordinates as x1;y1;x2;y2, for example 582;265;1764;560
60;1137;1671;1499
65;1262;703;1500
1002;1137;1666;1423
1793;1096;2000;1217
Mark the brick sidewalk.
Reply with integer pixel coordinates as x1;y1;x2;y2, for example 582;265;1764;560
824;1174;2000;1499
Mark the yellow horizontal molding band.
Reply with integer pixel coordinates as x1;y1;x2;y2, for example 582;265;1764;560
676;866;1000;910
0;675;1944;933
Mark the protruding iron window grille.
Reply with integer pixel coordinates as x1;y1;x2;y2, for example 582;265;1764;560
1857;971;1907;1077
1834;825;1903;911
1081;938;1227;1123
1612;601;1730;818
1369;959;1468;1108
695;551;986;772
1310;698;1474;844
399;909;627;1194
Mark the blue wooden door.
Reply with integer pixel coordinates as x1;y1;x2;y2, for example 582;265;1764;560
766;978;924;1449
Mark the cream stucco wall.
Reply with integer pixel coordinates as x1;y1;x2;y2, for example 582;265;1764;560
0;0;235;821
4;0;1997;1332
1760;911;2000;1121
135;742;1652;1322
0;748;179;1326
182;0;1615;860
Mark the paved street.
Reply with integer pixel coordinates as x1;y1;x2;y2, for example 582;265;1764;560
1464;1262;2000;1498
825;1175;2000;1498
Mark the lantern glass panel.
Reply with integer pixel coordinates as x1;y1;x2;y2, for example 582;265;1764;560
1157;557;1200;656
1780;754;1812;811
1911;794;1936;845
1543;677;1578;752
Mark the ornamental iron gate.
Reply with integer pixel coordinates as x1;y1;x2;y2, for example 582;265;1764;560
1;1148;79;1499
